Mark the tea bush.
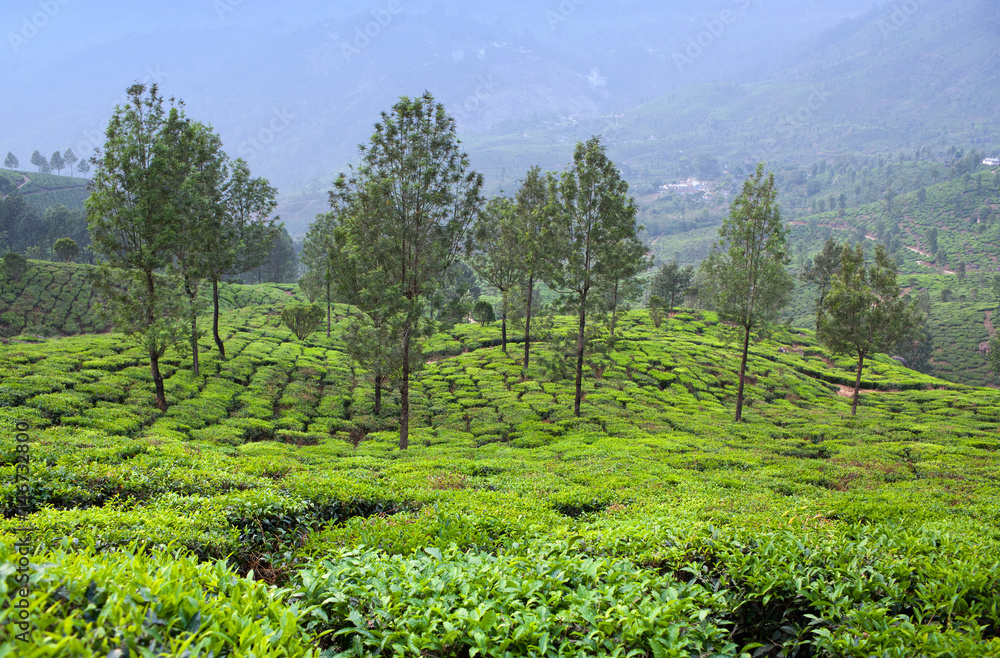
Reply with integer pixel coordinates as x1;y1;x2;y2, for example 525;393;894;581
1;303;999;656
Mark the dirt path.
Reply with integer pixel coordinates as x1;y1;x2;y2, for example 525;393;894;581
905;244;931;258
17;174;29;189
836;385;896;397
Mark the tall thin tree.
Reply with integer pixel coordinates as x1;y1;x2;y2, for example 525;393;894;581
332;91;484;449
470;195;523;353
202;158;278;358
700;162;793;422
547;136;647;417
172;122;227;376
514;166;553;375
86;83;191;410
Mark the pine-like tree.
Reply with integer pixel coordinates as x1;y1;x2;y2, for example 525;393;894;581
331;91;484;449
817;243;924;416
514;165;554;375
546;136;647;417
699;162;794;422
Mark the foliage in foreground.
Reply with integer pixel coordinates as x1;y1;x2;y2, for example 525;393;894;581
0;302;998;656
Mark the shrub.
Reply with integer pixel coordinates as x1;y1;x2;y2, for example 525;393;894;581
2;252;28;282
53;238;79;263
0;540;316;656
472;300;496;326
280;303;324;340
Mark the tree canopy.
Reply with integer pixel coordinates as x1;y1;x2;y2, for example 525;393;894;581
699;162;793;422
329;91;484;449
817;243;924;416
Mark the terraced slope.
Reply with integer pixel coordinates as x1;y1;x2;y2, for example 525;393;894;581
1;304;998;656
785;168;1000;386
0;170;89;212
0;259;304;338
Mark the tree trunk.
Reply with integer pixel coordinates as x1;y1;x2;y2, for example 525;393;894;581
150;345;167;411
212;278;225;359
144;269;167;411
399;328;411;450
186;278;199;377
851;352;865;416
501;313;508;353
574;295;587;417
523;275;534;375
735;325;751;422
610;281;620;338
326;279;332;338
374;371;382;416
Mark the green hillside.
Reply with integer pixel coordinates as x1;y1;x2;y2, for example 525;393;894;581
2;301;999;655
784;168;1000;387
0;259;305;339
649;166;1000;388
0;170;89;213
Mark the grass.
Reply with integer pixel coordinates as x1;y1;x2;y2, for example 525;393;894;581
1;299;998;656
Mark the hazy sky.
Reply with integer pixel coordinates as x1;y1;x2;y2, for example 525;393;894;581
0;0;887;196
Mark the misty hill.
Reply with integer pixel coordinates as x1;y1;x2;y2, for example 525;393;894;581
2;0;873;228
281;0;1000;232
466;0;1000;191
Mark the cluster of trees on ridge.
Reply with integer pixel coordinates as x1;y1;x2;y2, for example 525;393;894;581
3;149;90;177
7;84;929;448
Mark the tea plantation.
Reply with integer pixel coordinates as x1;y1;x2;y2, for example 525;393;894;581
0;259;302;339
1;289;999;656
785;169;1000;388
